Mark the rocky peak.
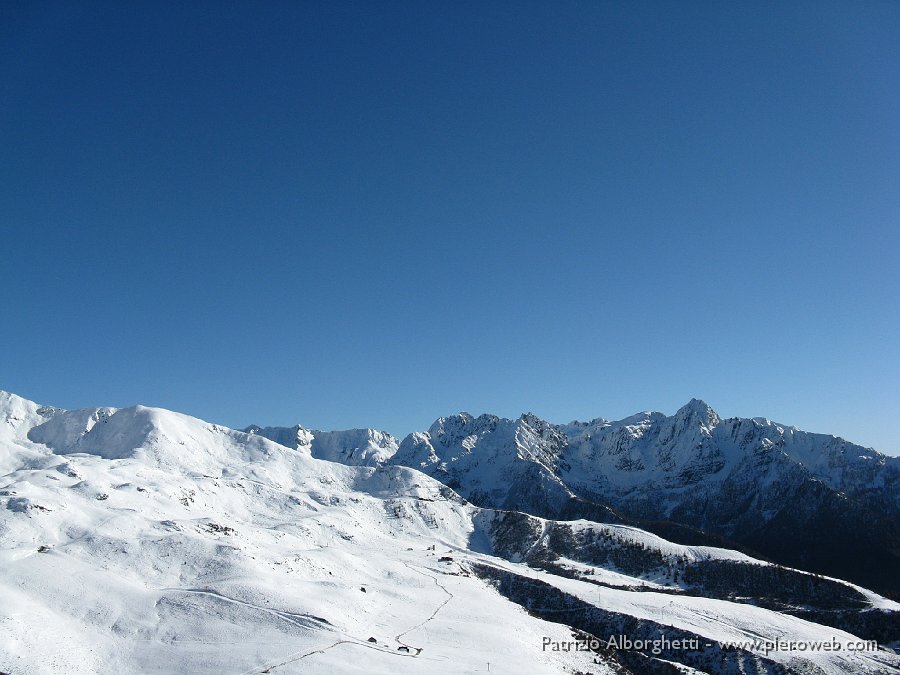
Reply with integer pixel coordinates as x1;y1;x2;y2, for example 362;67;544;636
673;398;721;431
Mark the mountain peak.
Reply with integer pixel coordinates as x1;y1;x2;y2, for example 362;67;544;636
674;398;720;427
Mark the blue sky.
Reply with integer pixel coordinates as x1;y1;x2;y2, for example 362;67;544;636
2;2;898;453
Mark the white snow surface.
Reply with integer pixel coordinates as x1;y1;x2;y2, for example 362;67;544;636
0;393;604;674
1;391;897;674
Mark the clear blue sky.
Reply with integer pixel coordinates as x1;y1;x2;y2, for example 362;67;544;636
2;1;898;453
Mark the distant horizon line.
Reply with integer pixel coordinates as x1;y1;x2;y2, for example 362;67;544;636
4;388;894;456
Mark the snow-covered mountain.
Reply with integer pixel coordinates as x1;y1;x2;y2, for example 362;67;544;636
3;390;899;674
558;398;898;512
389;413;621;523
389;400;900;598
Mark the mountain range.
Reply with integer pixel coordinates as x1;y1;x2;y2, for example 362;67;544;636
2;390;898;674
248;399;900;598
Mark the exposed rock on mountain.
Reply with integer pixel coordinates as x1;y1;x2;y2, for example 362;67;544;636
392;400;900;598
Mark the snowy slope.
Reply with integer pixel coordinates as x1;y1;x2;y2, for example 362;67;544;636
0;393;605;675
2;391;898;674
471;555;900;675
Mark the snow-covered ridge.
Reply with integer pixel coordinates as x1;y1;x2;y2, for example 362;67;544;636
394;398;897;499
387;398;898;521
244;423;398;467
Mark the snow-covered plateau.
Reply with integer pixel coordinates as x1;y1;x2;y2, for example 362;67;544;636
2;391;898;674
